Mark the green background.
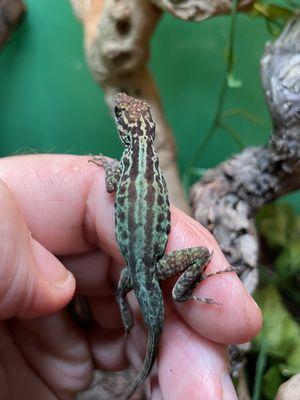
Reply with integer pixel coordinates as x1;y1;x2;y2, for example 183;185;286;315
0;0;299;209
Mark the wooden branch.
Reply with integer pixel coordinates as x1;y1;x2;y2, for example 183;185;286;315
69;0;190;213
261;14;300;163
191;13;300;379
69;0;104;49
69;2;300;394
191;14;300;292
149;0;253;21
0;0;26;47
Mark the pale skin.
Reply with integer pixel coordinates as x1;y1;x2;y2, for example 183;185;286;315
0;155;262;400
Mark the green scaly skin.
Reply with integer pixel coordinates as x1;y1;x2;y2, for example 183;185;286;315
97;93;232;399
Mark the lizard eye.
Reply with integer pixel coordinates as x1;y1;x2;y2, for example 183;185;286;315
115;106;122;118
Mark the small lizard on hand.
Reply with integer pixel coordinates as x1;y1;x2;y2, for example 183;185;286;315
94;93;232;399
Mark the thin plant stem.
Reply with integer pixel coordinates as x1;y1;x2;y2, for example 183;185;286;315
222;108;263;126
183;0;239;189
187;75;228;171
227;0;239;79
219;122;245;149
252;339;268;400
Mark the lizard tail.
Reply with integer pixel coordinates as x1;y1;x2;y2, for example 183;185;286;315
121;327;160;400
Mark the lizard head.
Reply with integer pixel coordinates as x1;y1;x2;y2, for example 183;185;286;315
114;93;155;146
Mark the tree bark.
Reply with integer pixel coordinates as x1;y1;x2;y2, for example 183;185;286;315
150;0;253;21
70;0;190;213
0;0;25;47
191;14;300;292
190;13;300;380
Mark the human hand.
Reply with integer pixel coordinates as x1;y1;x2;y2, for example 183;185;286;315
0;155;262;400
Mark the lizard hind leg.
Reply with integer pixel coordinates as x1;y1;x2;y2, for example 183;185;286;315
116;266;134;335
156;247;232;305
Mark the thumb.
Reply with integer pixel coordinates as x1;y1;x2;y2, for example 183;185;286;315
0;179;75;319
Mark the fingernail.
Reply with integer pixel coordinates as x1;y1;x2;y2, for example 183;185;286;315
32;239;74;288
52;270;74;288
222;373;238;400
39;260;73;288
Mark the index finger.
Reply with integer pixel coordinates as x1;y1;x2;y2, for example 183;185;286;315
0;154;219;259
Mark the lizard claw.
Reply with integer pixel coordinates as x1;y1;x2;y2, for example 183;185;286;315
88;154;106;167
204;265;235;279
192;295;222;306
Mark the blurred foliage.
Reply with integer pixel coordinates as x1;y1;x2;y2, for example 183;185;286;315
251;0;295;36
256;203;300;250
184;0;300;190
251;204;300;399
256;203;300;303
183;0;243;189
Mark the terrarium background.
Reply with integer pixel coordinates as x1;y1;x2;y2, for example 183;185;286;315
0;0;299;210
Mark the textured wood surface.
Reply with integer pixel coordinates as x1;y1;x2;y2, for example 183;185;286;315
70;0;190;214
0;0;25;47
150;0;253;21
191;14;300;289
191;14;300;381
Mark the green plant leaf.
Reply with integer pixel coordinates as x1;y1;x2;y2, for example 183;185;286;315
227;72;242;88
253;285;300;397
275;240;300;278
254;285;300;360
251;0;294;36
265;18;283;37
279;362;300;376
253;0;293;21
281;344;300;376
263;366;283;399
256;203;297;250
283;0;300;9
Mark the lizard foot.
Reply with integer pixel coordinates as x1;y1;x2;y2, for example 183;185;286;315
88;154;105;167
204;266;235;279
191;296;222;306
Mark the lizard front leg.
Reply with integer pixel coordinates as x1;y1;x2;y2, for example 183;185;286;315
116;266;134;335
90;156;120;193
156;247;233;304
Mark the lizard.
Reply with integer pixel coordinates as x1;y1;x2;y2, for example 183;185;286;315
95;92;232;399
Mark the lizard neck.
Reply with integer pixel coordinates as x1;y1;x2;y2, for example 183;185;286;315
129;136;157;180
